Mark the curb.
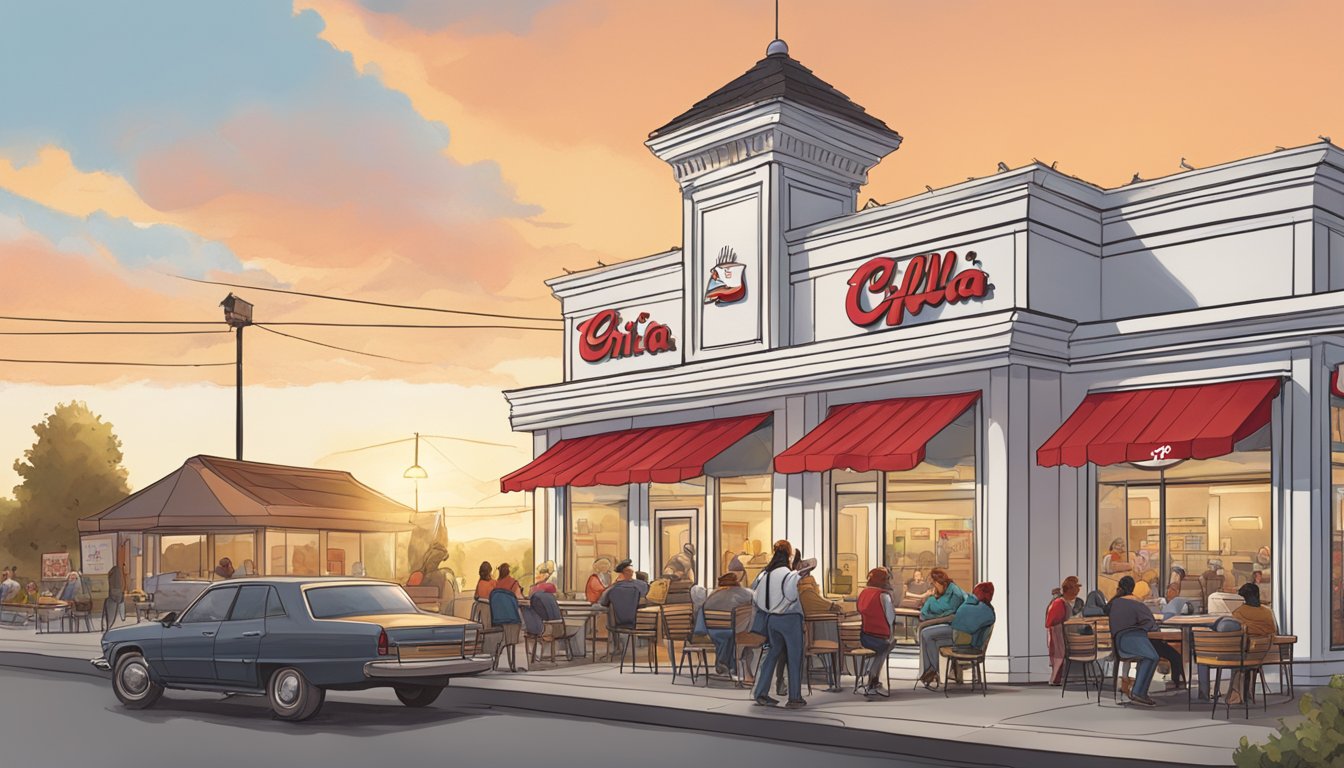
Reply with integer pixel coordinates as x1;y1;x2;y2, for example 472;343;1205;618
0;650;1226;768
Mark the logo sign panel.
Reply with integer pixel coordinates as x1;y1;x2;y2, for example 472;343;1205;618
705;246;747;306
577;308;676;364
846;250;991;329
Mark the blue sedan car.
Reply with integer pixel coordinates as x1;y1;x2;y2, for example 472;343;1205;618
93;577;490;721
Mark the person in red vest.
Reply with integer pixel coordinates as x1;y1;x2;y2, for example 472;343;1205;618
857;567;896;697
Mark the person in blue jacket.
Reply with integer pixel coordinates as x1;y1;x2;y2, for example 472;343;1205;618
916;567;967;687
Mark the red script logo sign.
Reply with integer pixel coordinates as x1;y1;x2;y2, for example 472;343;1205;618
845;250;990;328
578;309;676;363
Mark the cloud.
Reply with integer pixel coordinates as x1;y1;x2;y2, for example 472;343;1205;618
0;189;245;278
354;0;561;34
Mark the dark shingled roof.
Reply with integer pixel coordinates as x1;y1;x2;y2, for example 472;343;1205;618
651;51;897;139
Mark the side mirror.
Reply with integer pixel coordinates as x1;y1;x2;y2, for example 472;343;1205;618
159;611;179;627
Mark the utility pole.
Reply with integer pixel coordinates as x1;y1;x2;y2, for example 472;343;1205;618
404;432;428;513
221;293;254;460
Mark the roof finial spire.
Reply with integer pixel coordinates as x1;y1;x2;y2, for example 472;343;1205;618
766;0;789;56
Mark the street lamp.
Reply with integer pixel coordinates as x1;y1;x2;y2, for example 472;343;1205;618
220;293;254;461
403;432;428;513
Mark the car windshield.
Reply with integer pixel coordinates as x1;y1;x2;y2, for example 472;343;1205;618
305;584;419;619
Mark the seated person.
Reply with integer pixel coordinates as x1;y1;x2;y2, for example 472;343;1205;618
916;568;966;687
1107;576;1160;707
701;572;755;676
857;568;897;696
529;561;558;597
1192;582;1274;704
904;569;932;606
798;559;843;616
585;558;612;604
495;563;524;599
528;589;586;659
473;561;497;600
0;569;19;603
599;559;650;654
919;581;995;690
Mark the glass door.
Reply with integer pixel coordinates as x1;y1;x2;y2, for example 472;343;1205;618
654;509;698;583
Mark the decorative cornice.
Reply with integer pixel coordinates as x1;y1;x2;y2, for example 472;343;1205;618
668;125;877;186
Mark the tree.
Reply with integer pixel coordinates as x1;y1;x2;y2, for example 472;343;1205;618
5;401;131;559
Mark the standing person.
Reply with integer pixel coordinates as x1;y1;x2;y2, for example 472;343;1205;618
857;568;896;697
474;562;496;600
701;572;755;675
496;563;524;598
751;540;806;709
1107;576;1160;707
1046;576;1083;685
585;558;612;604
916;567;966;687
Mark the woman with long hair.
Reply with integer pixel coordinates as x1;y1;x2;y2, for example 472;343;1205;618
916;567;966;687
473;561;495;600
1046;576;1082;685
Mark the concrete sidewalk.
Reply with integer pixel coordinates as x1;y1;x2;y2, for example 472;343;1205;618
0;626;1294;767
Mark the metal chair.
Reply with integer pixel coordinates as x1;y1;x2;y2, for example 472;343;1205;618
1193;628;1265;720
732;605;765;688
1272;635;1297;699
803;614;841;693
838;621;885;694
940;625;994;697
610;605;660;674
690;609;736;686
1060;623;1103;700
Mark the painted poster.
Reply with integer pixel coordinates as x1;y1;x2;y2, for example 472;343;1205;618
81;535;116;575
40;552;71;581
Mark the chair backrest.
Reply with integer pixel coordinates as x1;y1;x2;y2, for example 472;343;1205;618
1064;624;1098;659
1244;633;1273;664
529;591;563;622
520;604;545;636
471;599;494;628
838;621;864;652
635;607;661;633
703;609;734;632
488;589;521;626
1092;619;1114;654
1192;629;1246;666
1201;576;1225;602
660;604;693;640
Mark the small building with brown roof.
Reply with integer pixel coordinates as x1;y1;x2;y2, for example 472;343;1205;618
78;455;415;593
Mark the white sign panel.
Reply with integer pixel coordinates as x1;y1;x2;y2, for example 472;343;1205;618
80;535;116;575
698;192;762;349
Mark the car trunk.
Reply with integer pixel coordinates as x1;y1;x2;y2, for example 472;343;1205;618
337;613;477;660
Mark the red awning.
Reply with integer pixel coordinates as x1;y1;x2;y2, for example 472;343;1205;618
774;392;980;474
501;414;769;493
1036;377;1281;468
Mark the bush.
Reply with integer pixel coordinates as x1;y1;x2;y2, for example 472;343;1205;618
1234;675;1344;767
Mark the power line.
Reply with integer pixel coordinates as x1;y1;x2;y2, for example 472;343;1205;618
0;315;216;325
171;274;563;323
263;322;562;331
0;330;230;336
0;357;232;367
254;324;428;365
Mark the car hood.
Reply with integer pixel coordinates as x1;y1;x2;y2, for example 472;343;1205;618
102;622;162;644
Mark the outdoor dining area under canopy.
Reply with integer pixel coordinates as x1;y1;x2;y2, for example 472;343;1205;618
77;455;417;595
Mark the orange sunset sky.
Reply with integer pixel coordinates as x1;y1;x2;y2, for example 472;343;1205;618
1;1;1341;537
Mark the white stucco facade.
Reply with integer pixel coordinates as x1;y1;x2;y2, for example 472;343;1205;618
503;47;1344;683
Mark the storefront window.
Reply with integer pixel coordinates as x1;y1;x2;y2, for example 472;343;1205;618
884;407;978;591
362;532;395;580
650;480;705;581
718;474;772;585
159;534;206;579
326;532;360;576
212;532;255;579
1331;398;1344;647
567;485;629;594
1097;425;1272;606
830;470;878;596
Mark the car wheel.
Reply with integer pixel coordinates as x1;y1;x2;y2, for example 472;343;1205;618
268;667;323;721
393;684;443;708
112;652;163;709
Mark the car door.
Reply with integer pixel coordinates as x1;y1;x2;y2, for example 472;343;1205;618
161;586;237;682
214;585;269;686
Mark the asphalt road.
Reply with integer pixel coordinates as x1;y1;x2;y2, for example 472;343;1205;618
0;667;984;768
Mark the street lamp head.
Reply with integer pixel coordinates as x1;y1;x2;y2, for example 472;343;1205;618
403;464;428;480
221;293;254;327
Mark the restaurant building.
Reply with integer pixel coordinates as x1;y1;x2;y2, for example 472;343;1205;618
78;455;416;594
502;39;1344;682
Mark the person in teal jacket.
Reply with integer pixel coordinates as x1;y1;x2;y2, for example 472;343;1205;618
919;568;966;621
919;580;996;687
916;568;967;686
